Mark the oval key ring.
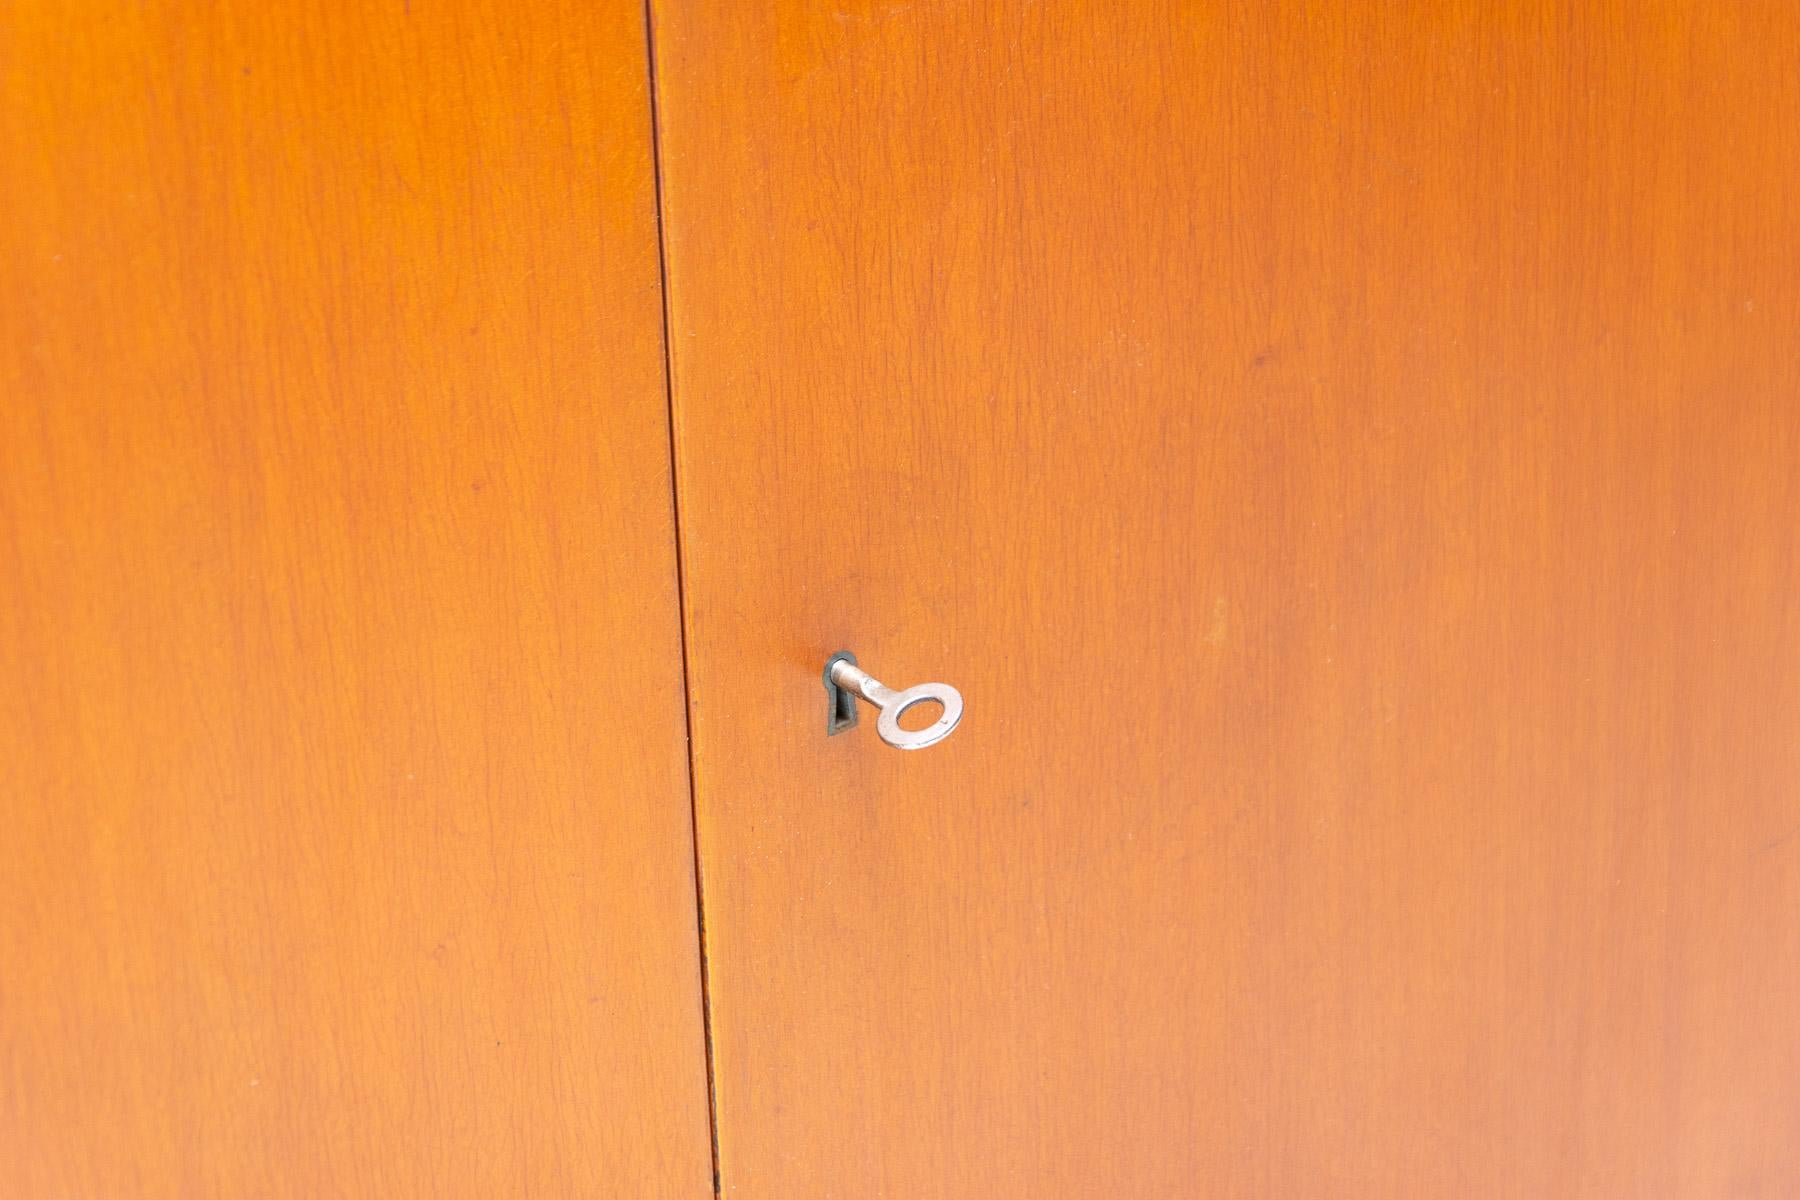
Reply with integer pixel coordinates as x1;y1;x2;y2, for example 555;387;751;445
824;652;964;750
874;681;964;750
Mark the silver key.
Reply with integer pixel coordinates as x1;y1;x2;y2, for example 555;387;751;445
823;652;963;751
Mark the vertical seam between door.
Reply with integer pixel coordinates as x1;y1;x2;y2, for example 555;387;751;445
640;2;722;1196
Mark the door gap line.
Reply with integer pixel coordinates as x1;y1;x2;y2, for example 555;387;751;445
640;3;723;1195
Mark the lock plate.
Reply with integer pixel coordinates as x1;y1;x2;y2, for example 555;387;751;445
823;650;860;735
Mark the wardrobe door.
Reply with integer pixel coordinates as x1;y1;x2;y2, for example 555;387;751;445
0;4;711;1196
648;4;1800;1197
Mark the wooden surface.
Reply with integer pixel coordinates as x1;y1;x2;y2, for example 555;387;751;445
0;3;712;1196
650;3;1800;1195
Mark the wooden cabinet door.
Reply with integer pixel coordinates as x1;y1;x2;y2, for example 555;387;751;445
649;4;1800;1196
0;4;711;1196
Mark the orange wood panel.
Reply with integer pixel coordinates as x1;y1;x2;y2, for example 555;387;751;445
649;2;1800;1195
0;3;712;1196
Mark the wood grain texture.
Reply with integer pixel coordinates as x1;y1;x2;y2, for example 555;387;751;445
0;3;711;1196
649;2;1800;1195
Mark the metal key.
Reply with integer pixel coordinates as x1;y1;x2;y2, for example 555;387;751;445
823;651;963;750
